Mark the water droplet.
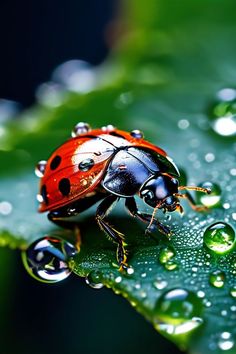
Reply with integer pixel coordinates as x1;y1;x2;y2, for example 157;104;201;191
178;119;190;130
85;270;104;289
164;260;178;271
0;201;13;215
196;181;221;208
203;222;236;255
159;246;175;264
230;286;236;298
209;270;225;288
22;237;77;283
153;279;168;290
115;276;122;283
71;122;91;137
0;98;21;123
213;115;236;137
36;82;66;107
204;152;215;163
208;88;236;119
153;288;203;335
218;332;234;351
35;160;47;178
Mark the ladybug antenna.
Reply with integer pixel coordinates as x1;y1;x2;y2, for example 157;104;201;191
147;201;162;231
178;185;211;194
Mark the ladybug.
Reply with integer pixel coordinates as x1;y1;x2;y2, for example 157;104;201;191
36;122;210;270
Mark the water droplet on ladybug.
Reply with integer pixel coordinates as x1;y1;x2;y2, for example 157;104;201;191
209;270;225;288
71;122;91;137
130;130;144;139
35;160;47;178
196;181;221;208
85;270;104;289
203;222;235;255
22;237;77;283
153;288;203;335
78;158;95;171
101;124;116;132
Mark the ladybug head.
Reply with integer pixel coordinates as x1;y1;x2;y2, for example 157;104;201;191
140;174;180;212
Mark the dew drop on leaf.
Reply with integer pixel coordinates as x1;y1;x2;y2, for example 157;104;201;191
209;270;225;288
196;181;221;208
22;236;77;283
153;288;203;335
217;331;235;351
230;286;236;298
203;222;236;255
85;270;104;289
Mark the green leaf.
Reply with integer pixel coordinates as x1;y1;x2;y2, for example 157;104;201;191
1;1;236;353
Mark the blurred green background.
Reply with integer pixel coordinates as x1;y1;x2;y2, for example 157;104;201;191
1;1;236;353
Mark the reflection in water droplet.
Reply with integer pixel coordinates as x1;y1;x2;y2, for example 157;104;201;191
153;279;168;290
218;332;234;351
203;222;235;255
0;201;13;215
209;270;225;288
153;288;203;335
85;270;104;289
197;182;221;208
22;237;77;283
35;160;47;178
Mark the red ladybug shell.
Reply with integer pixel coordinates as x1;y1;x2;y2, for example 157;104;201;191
38;129;167;212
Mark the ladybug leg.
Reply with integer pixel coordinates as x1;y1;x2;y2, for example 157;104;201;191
175;192;209;212
95;195;128;270
125;197;171;236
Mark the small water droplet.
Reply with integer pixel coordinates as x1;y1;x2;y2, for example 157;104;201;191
209;270;225;288
196;181;221;208
159;246;175;264
22;237;77;283
71;122;91;137
85;270;104;289
204;152;215;163
115;276;122;283
153;288;203;335
213;115;236;137
203;222;236;255
0;201;13;215
178;119;190;130
35;160;47;178
153;279;168;290
230;285;236;298
218;331;234;351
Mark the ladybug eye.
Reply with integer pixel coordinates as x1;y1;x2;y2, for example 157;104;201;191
71;122;91;137
130;130;144;139
35;160;47;178
79;158;95;171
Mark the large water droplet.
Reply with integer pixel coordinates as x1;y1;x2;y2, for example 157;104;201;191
208;88;236;136
209;270;225;288
203;222;236;255
153;288;203;335
218;332;235;351
196;181;221;208
230;286;236;298
85;270;104;289
22;237;77;283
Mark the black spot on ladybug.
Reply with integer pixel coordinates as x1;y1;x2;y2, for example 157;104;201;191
58;178;71;196
109;131;125;138
79;158;95;171
50;155;61;170
41;184;49;204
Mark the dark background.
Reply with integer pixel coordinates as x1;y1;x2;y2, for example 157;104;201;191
0;1;181;353
0;0;116;107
